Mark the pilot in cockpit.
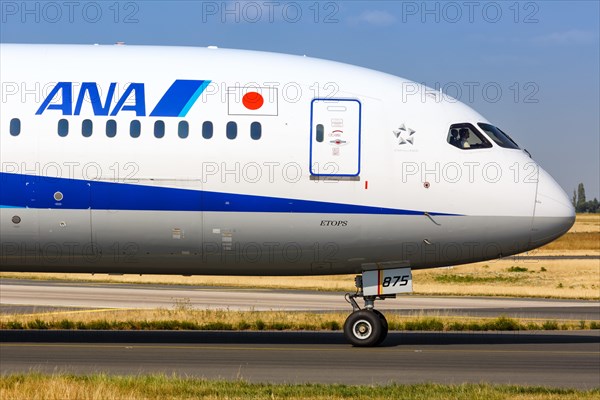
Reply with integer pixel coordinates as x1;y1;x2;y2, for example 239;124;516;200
459;128;470;148
449;128;460;147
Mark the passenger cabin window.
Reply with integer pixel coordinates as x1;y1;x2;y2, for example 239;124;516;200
9;118;20;136
202;121;213;139
447;123;492;150
82;119;93;137
130;120;141;138
250;122;261;140
226;121;237;140
478;123;520;149
316;124;324;142
178;121;189;139
154;121;165;138
58;119;69;137
106;120;117;138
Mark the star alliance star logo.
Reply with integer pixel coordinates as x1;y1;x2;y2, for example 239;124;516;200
393;124;416;145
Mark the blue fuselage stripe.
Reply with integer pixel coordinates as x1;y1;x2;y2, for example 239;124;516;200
0;173;457;216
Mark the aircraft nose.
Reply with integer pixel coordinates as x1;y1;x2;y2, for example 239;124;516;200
530;167;575;247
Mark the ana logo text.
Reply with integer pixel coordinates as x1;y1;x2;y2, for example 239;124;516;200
36;80;211;118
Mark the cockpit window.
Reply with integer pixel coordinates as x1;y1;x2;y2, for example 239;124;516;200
478;123;520;149
447;123;492;150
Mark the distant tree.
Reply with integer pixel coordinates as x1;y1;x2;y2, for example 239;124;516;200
576;183;587;212
571;183;599;213
590;198;599;213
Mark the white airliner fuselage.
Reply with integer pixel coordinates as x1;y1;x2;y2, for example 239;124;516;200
0;44;575;345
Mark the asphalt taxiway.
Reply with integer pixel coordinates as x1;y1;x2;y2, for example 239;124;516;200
1;330;599;388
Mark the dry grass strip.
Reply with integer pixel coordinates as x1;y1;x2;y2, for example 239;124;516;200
1;374;598;400
1;307;598;332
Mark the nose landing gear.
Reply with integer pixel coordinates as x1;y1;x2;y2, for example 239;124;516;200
343;275;394;347
343;309;388;347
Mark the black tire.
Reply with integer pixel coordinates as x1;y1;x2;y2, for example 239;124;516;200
372;310;388;345
343;310;383;347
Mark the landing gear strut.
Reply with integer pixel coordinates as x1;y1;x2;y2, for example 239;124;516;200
344;275;394;347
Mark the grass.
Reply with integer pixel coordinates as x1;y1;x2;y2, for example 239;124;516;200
2;262;598;300
537;213;599;255
1;259;598;300
433;274;519;284
542;232;599;251
567;213;600;233
414;259;599;299
1;308;597;332
1;374;598;400
507;266;529;272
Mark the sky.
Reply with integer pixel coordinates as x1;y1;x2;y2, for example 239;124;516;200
1;0;599;199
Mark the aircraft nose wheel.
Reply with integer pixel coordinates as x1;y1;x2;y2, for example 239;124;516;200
343;274;396;346
372;309;389;344
343;310;387;347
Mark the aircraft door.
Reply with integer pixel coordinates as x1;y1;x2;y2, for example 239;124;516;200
310;99;361;177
